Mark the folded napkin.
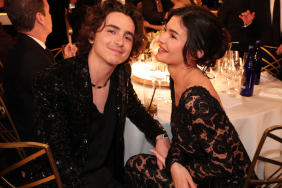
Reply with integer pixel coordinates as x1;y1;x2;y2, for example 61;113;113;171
259;88;282;99
218;92;242;108
260;72;279;82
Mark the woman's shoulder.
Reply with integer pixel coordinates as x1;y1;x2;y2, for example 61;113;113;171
181;84;222;107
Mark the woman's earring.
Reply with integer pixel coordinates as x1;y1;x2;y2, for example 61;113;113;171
201;53;204;58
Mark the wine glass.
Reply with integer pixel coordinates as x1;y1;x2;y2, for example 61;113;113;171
148;60;157;88
155;62;166;99
164;75;172;103
221;57;235;94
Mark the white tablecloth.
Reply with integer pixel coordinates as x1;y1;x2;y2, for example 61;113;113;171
124;75;282;179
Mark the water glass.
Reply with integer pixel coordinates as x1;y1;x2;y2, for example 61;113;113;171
144;90;158;117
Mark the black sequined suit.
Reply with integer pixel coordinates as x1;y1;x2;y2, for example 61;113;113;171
125;86;257;188
26;55;166;187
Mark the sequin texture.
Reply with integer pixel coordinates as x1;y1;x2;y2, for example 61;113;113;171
25;55;166;187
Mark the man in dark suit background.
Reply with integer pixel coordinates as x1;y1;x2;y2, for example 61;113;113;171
217;0;251;57
3;0;76;143
239;0;282;80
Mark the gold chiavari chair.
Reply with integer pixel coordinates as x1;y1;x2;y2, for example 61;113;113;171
0;95;26;160
261;46;282;78
0;142;63;188
50;8;73;60
243;125;282;188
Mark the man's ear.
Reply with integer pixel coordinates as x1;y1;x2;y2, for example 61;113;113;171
88;32;95;44
36;12;44;25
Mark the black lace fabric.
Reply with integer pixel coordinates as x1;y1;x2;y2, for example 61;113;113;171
125;86;257;188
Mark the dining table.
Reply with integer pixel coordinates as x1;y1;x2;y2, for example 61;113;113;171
124;71;282;180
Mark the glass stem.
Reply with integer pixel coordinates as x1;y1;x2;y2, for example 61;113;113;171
158;81;161;97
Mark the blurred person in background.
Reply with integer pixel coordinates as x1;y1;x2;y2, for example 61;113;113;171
144;0;193;31
239;0;282;80
142;0;173;32
3;0;76;144
217;0;251;57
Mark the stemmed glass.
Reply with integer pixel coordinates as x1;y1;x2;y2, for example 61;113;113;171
147;60;157;89
221;53;235;94
155;62;167;99
233;51;243;95
164;75;172;103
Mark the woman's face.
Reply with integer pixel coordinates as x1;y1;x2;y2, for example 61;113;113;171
156;16;187;66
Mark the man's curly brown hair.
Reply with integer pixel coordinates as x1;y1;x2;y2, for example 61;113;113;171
76;0;146;59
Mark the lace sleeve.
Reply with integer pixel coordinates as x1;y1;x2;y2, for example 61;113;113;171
182;88;237;180
165;137;187;174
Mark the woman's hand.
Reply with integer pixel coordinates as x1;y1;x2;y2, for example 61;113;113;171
154;136;171;170
150;148;166;167
171;162;197;188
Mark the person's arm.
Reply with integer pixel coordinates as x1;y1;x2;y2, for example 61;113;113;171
142;0;166;23
32;64;87;187
144;20;164;31
168;89;238;181
64;43;77;59
124;63;170;169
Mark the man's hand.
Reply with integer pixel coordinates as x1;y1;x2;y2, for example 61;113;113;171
64;43;77;59
239;10;255;25
276;44;282;55
171;162;197;188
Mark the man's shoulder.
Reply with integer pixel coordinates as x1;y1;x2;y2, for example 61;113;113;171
39;56;84;79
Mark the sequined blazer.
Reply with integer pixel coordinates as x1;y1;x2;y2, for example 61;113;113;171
27;55;166;187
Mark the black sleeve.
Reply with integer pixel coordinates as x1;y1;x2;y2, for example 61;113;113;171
29;65;87;187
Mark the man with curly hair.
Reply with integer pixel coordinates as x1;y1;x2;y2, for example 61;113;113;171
27;0;171;187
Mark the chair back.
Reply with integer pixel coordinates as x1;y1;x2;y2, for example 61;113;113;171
0;142;63;188
0;95;26;159
65;8;73;44
261;46;282;78
243;125;282;188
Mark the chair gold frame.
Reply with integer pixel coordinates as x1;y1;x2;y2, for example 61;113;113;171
65;8;73;44
0;142;63;188
243;125;282;188
0;95;26;160
261;46;282;78
50;9;73;60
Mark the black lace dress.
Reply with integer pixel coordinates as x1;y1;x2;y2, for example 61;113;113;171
124;86;257;188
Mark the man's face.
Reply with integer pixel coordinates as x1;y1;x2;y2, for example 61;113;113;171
89;12;135;67
43;0;52;35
